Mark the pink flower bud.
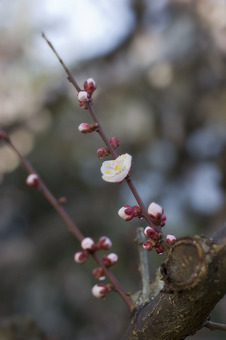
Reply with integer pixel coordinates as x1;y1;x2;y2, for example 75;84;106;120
74;251;88;263
92;267;105;278
77;91;90;102
83;78;97;94
160;214;167;227
79;101;88;110
118;205;133;221
92;284;107;298
78;122;91;133
26;174;40;187
118;205;141;221
154;243;165;255
109;137;120;149
96;236;112;250
166;234;177;244
91;283;112;299
78;122;98;134
97;147;110;158
58;196;67;205
148;202;163;219
144;226;158;239
103;253;118;266
81;237;95;251
143;239;156;251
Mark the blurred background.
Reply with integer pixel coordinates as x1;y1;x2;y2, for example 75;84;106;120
0;0;226;339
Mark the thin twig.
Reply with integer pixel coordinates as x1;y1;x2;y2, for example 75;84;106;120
42;33;81;92
205;320;226;331
1;133;133;310
42;33;159;231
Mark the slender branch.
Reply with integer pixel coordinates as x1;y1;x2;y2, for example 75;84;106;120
135;228;151;303
42;33;81;92
41;33;160;231
1;133;133;310
204;320;226;331
86;101;118;158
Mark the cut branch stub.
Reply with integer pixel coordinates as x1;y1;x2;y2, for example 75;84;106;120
161;237;208;292
123;234;226;340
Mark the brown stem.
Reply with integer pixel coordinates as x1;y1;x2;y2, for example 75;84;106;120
86;101;118;158
42;33;158;230
42;33;81;92
3;135;133;310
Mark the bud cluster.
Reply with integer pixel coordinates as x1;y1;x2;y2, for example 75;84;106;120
142;202;176;254
74;236;118;299
143;225;164;254
77;78;97;109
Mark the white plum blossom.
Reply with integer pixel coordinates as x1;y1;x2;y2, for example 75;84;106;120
101;153;132;183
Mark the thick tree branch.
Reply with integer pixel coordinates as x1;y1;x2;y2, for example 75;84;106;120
123;233;226;339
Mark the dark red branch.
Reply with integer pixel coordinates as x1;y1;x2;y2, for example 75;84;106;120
2;135;133;310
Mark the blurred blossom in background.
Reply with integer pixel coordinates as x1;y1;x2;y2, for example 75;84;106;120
0;1;226;339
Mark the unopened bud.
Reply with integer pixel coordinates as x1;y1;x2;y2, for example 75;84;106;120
77;90;90;102
74;251;88;263
144;226;158;239
166;234;177;244
92;267;105;278
148;202;163;218
26;174;40;187
58;196;67;205
148;202;166;226
103;253;118;266
83;78;97;94
79;101;88;110
81;237;95;251
97;147;110;158
109;137;120;149
118;205;141;221
96;236;112;250
78;122;98;134
160;214;167;227
92;283;112;299
154;243;165;255
143;239;156;251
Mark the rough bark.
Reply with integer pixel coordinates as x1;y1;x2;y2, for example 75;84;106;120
123;230;226;340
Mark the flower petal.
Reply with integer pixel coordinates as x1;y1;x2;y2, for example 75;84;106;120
101;153;132;183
